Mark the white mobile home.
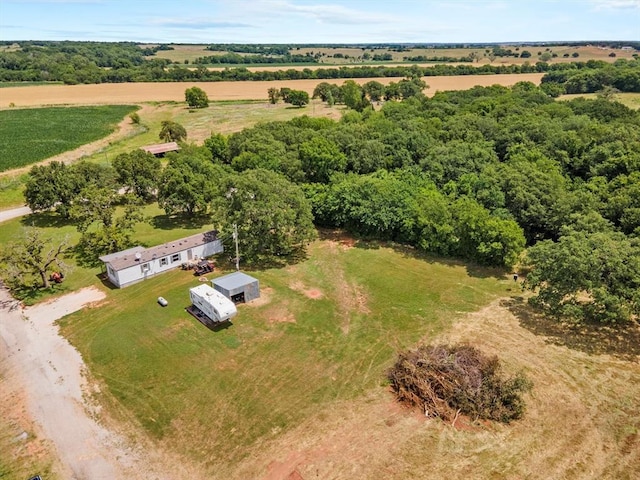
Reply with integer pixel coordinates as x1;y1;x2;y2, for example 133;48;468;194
99;230;223;288
189;284;237;323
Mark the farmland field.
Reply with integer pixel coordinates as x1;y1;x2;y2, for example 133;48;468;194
0;105;137;172
0;73;545;107
150;44;637;66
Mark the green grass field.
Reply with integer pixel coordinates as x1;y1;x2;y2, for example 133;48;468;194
57;236;512;474
0;105;137;172
559;92;640;110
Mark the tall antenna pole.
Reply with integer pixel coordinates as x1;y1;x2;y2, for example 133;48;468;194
233;223;240;271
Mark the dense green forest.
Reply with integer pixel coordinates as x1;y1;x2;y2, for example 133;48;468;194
1;41;638;89
17;81;640;322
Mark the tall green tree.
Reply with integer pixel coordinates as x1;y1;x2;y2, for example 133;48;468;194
267;87;280;104
75;198;145;266
185;86;209;108
0;228;70;289
204;133;230;164
212;169;317;266
24;161;77;217
24;161;116;218
284;89;310;107
112;149;161;200
299;136;347;183
159;120;187;142
342;80;369;111
158;150;223;215
524;229;640;323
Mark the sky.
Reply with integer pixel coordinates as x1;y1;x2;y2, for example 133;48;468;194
0;0;639;44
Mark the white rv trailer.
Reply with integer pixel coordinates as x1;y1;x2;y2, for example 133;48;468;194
189;284;237;323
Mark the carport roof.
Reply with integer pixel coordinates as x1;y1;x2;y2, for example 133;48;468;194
212;271;258;290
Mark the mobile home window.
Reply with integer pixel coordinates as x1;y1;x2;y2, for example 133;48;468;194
107;265;114;277
141;263;150;273
160;257;168;266
171;253;181;262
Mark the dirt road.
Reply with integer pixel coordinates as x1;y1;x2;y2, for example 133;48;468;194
0;287;194;479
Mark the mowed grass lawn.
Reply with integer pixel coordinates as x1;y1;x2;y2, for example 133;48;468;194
0;105;137;172
58;237;513;475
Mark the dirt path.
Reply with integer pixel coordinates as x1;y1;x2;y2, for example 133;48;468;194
0;205;31;223
0;287;194;479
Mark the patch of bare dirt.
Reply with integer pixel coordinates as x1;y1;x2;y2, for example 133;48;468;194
289;281;324;300
319;240;370;334
244;286;273;307
265;304;297;325
318;228;358;250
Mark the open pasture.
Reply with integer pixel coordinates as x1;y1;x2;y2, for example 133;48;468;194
53;234;640;479
560;92;640;110
0;73;545;108
57;236;513;477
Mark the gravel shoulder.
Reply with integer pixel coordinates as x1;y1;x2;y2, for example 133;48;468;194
0;287;187;479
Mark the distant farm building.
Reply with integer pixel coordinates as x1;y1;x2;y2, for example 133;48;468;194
99;231;223;288
212;271;260;303
141;142;180;157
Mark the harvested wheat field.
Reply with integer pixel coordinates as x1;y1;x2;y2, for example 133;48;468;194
0;73;545;107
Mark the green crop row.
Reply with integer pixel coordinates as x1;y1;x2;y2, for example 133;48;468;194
0;105;137;172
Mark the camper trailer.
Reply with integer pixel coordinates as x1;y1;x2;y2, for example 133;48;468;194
189;284;237;323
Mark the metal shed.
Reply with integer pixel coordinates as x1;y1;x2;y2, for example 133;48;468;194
212;272;260;303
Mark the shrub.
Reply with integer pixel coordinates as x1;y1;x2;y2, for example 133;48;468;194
387;344;532;423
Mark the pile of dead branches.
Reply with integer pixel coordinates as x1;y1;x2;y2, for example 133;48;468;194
387;343;532;424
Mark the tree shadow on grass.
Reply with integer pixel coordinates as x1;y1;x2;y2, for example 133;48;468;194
317;228;508;281
501;297;640;361
149;213;211;230
8;282;69;306
20;211;76;229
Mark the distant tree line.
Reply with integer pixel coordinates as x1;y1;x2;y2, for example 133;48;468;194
403;55;474;63
541;59;640;95
205;44;291;55
192;53;318;65
2;40;637;85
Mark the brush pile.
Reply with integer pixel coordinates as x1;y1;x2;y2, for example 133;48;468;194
387;343;532;423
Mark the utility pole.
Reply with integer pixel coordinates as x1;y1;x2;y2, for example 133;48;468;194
233;223;240;271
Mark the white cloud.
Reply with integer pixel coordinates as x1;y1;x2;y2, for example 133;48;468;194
248;0;394;25
590;0;640;9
